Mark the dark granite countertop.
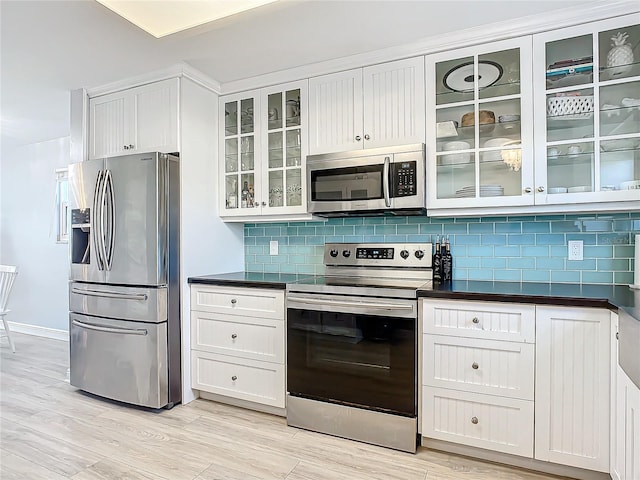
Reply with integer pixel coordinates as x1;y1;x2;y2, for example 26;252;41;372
188;272;315;290
188;273;639;321
418;281;639;321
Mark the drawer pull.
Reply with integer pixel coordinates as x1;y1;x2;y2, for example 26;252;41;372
231;298;237;304
472;362;479;370
231;333;238;339
231;375;237;381
471;416;479;425
472;317;479;324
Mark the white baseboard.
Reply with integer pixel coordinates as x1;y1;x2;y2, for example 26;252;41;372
7;322;68;342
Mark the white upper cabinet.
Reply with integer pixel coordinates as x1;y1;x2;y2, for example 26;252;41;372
533;14;640;206
219;80;309;220
309;57;425;154
89;78;179;160
426;37;534;211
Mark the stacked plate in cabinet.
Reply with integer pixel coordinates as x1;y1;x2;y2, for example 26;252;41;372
455;185;504;198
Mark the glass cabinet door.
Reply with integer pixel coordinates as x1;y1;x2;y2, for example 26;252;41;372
539;19;640;199
224;96;256;212
265;88;303;209
430;39;532;207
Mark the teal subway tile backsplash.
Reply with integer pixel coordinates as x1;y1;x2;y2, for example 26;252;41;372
244;212;639;285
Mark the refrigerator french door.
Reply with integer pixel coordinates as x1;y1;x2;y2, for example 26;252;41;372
68;152;180;409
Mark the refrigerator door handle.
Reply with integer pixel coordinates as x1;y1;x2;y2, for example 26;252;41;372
93;170;105;270
72;319;148;336
71;287;149;301
99;169;109;271
104;169;115;271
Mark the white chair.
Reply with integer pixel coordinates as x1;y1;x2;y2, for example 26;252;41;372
0;265;18;353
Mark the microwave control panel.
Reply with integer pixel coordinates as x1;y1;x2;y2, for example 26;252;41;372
391;161;417;197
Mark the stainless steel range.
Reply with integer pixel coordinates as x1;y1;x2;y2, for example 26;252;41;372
286;242;432;453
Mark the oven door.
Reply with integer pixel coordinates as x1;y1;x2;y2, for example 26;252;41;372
286;292;417;417
307;154;392;213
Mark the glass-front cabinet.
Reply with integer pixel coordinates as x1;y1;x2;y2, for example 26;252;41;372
533;15;640;205
219;80;308;218
426;38;534;210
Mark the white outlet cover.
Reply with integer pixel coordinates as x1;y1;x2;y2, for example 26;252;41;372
269;240;278;255
568;240;583;261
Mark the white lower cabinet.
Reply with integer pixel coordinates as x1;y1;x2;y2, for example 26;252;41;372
611;311;640;480
535;306;610;473
190;284;285;409
421;299;535;458
422;299;613;474
422;387;534;457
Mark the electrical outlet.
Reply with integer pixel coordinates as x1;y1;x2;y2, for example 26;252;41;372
568;240;583;261
269;240;278;256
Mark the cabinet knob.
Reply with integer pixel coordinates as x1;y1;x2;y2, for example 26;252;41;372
472;317;479;324
616;332;619;340
123;145;129;150
524;187;532;193
231;375;237;381
472;362;479;370
471;416;479;425
355;135;362;141
231;333;237;339
262;201;267;206
255;203;260;208
231;298;237;304
537;186;545;193
129;144;134;149
364;134;370;140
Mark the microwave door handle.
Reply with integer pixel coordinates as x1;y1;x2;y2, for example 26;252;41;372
92;170;105;270
383;156;391;207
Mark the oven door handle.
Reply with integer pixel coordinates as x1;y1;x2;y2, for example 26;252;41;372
287;295;414;312
383;156;391;207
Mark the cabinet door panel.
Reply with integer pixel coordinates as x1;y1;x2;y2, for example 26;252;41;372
90;95;126;159
309;69;363;155
535;306;610;472
363;57;425;148
132;78;179;154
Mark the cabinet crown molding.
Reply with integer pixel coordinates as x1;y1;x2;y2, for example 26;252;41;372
86;63;221;98
221;1;639;95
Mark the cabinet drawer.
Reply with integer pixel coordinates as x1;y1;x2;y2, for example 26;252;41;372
422;387;534;458
423;335;534;400
191;311;284;363
191;351;285;408
422;299;535;343
191;285;284;320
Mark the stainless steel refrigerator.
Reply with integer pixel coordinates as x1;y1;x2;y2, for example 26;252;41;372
68;152;180;409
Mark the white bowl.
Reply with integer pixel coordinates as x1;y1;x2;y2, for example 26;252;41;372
549;187;568;194
443;140;471;151
483;137;512;148
440;152;471;165
620;180;640;190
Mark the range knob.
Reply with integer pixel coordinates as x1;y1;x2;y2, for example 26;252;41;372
414;250;425;259
329;249;339;257
342;250;351;258
400;250;410;259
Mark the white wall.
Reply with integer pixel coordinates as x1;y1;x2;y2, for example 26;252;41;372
0;137;71;335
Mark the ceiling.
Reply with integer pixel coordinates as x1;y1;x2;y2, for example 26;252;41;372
0;0;610;153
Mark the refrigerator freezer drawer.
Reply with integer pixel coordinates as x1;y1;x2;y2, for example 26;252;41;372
70;313;168;408
69;282;167;323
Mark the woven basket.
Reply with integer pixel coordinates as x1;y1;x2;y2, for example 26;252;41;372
547;95;594;120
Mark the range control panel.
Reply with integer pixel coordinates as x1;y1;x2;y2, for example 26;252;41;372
392;161;417;197
324;243;432;268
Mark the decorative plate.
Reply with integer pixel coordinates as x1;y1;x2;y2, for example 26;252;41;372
443;60;503;93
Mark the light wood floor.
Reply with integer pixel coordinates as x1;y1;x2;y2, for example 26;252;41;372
1;333;571;480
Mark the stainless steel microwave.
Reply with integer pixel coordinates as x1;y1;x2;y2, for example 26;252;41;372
307;144;426;216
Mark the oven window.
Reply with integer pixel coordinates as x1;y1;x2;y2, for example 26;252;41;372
310;165;384;201
287;307;416;416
